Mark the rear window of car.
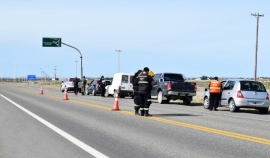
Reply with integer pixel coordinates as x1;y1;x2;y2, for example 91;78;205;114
122;75;129;83
164;74;184;81
90;79;99;85
68;78;81;82
240;81;266;92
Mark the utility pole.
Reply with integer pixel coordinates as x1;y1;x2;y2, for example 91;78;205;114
115;50;122;72
251;13;264;81
74;61;78;77
53;65;57;80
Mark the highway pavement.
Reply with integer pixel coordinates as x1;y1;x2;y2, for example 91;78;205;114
0;83;269;158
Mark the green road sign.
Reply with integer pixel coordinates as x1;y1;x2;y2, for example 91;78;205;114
42;38;61;47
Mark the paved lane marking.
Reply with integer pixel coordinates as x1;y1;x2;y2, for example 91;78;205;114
0;94;109;158
18;88;270;146
62;99;270;145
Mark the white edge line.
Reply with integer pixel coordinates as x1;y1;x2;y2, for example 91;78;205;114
0;94;109;158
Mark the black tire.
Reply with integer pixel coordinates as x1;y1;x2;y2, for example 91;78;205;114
258;108;269;114
204;96;209;109
229;99;239;112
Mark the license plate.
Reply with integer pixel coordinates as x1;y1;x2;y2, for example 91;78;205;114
179;93;185;96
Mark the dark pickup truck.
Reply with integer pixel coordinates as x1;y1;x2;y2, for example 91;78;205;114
151;73;197;105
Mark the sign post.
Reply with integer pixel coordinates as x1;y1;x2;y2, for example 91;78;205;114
42;37;83;79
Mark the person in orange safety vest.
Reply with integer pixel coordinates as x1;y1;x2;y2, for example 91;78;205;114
209;76;221;111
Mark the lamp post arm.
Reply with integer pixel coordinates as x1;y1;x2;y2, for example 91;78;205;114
62;42;83;79
62;42;82;58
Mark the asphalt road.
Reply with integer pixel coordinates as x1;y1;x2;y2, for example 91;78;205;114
0;83;269;158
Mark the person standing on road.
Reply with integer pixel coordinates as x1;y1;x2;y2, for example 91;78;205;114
133;70;142;115
138;67;154;117
74;77;79;95
208;76;221;111
81;76;87;95
100;75;106;97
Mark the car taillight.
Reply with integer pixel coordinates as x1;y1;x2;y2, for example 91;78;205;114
266;93;269;100
167;82;172;90
194;84;197;91
237;90;244;98
96;82;99;86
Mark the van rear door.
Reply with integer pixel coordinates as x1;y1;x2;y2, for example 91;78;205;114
120;74;132;91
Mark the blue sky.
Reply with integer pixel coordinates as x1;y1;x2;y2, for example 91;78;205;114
1;0;270;79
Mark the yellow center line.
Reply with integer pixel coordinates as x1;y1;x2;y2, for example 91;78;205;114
19;88;270;145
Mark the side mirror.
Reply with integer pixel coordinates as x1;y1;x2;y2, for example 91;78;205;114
159;78;163;82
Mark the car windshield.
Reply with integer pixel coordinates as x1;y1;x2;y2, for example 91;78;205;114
240;81;266;92
69;78;81;82
164;74;184;81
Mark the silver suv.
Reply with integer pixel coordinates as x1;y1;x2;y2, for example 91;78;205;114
60;77;81;92
203;79;270;114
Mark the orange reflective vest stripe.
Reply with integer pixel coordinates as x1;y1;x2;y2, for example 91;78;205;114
209;80;221;93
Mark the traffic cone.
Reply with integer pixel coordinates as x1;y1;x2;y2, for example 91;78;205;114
112;91;120;111
40;86;44;94
63;88;69;100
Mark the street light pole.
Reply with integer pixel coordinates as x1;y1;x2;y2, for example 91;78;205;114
251;13;264;81
115;50;122;72
62;42;83;79
74;61;78;77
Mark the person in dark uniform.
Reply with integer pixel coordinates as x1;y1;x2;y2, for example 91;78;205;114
133;70;142;115
138;67;154;117
100;75;106;97
209;76;221;111
81;76;87;95
74;77;79;95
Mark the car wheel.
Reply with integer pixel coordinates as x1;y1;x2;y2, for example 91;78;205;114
204;96;209;109
92;89;96;96
229;99;239;112
258;108;269;114
158;91;164;104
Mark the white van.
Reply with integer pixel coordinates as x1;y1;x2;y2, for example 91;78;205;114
105;73;134;98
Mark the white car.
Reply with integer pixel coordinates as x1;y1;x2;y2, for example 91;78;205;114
60;77;81;92
104;73;134;98
203;79;270;114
